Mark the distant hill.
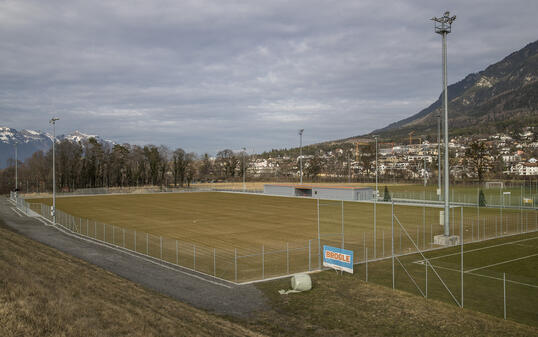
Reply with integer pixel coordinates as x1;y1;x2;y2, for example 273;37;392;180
371;40;538;140
0;128;114;168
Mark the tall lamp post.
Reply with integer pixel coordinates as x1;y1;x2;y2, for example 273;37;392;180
14;142;18;198
372;135;379;198
242;147;246;192
298;129;304;184
437;114;442;200
432;11;456;238
50;117;59;224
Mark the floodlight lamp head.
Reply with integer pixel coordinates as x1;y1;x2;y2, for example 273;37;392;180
432;10;455;34
298;129;304;135
49;117;59;124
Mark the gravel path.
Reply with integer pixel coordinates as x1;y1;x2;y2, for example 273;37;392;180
0;197;267;318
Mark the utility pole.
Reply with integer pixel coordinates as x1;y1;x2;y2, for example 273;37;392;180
242;147;246;192
50;117;59;224
299;129;304;184
432;11;456;238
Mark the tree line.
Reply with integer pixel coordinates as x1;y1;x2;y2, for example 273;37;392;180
0;138;248;194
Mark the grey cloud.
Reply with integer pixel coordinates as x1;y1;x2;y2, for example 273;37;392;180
1;0;537;155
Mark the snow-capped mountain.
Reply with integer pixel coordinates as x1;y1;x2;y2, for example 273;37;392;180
0;127;114;168
58;130;114;146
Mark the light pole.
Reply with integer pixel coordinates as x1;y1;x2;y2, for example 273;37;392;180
372;135;379;259
14;142;18;198
432;11;456;237
50;117;59;224
299;129;304;184
242;147;246;192
437;114;442;200
372;135;379;198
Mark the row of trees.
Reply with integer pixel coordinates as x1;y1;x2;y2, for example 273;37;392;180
0;138;249;194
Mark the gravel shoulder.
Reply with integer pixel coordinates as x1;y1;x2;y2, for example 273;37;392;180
0;197;267;318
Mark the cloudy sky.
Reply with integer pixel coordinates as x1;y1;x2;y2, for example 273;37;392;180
1;0;537;154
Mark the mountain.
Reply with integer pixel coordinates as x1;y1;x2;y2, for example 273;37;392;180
0;127;114;168
372;40;538;140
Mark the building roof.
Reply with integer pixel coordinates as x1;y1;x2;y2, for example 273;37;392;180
265;184;372;190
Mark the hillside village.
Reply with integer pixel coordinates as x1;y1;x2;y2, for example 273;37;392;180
247;127;538;181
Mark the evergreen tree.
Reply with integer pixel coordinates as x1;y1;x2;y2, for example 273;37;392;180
479;189;487;207
383;185;391;202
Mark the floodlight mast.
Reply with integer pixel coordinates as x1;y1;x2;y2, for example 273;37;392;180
50;117;59;225
299;129;304;184
432;11;455;236
242;147;247;192
372;135;379;197
437;114;441;201
14;142;18;198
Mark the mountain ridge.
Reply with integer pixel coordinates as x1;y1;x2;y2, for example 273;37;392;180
370;39;538;139
0;127;114;168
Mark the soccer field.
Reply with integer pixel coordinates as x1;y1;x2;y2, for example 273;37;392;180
27;191;536;282
363;231;538;326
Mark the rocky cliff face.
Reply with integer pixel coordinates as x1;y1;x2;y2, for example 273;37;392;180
373;40;538;139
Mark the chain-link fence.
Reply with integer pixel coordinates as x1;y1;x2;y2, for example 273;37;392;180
8;192;537;327
381;186;538;208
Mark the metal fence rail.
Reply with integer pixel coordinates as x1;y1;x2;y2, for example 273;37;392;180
10;192;538;326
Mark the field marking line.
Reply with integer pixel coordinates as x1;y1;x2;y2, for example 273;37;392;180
424;236;538;262
30;213;234;289
9;207;23;217
464;253;538;273
423;263;538;289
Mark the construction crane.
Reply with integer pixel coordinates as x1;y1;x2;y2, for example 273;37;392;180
408;131;415;145
354;141;370;161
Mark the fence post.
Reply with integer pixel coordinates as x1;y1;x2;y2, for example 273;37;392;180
262;245;265;279
123;228;125;247
176;240;179;265
86;219;89;236
104;224;106;242
146;233;149;255
399;226;402;252
461;206;464;308
213;248;216;276
317;198;321;270
382;231;385;257
308;240;311;272
286;242;289;275
503;272;507;320
112;225;115;245
234;248;237;282
160;236;163;259
416;225;419;249
423;201;426;249
342;200;345;250
425;259;428;298
134;230;137;252
365;248;368;282
373;198;376;258
94;221;97;238
363;233;366;262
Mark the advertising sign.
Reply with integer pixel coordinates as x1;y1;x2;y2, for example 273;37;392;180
323;245;354;274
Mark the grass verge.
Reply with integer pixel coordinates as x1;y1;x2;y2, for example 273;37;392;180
0;219;261;337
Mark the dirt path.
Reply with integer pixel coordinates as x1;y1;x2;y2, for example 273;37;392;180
0;197;267;318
